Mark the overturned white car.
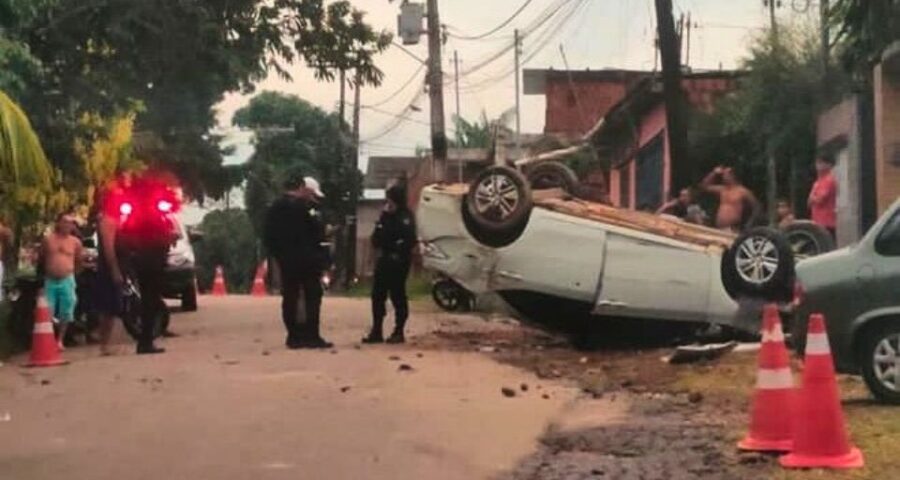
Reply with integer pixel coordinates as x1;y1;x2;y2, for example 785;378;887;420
418;166;833;334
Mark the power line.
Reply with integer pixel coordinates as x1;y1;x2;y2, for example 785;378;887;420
446;0;536;40
365;64;426;108
362;104;432;127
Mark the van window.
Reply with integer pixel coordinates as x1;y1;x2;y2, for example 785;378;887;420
875;210;900;256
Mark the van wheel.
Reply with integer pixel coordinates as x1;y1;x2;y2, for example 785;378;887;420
861;323;900;404
182;284;198;312
721;227;794;301
527;161;580;194
781;221;836;261
464;166;532;247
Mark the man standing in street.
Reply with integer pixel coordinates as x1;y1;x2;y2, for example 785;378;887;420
264;172;332;349
808;157;837;239
41;213;83;350
363;184;417;345
106;172;178;355
701;166;762;232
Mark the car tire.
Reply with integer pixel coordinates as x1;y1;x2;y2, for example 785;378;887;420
781;221;836;261
721;227;794;301
463;166;533;248
526;161;580;194
432;279;462;312
182;284;198;312
860;323;900;404
121;292;168;341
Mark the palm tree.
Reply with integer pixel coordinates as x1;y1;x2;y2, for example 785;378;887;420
0;89;54;190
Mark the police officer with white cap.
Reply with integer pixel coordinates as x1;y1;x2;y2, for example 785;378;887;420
264;171;333;349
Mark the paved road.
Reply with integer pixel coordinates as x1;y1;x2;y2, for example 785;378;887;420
0;296;581;480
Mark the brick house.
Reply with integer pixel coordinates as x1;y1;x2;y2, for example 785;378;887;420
595;72;740;210
816;41;900;246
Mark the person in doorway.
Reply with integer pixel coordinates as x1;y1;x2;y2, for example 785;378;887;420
700;166;762;232
363;184;417;345
264;172;332;349
657;187;707;225
808;157;837;238
776;199;797;228
41;212;83;350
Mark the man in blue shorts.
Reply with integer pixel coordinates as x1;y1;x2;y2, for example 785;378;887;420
41;213;83;350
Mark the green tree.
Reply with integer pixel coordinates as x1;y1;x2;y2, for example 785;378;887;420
450;113;493;149
236;92;357;240
829;0;900;79
689;29;849;214
193;209;259;293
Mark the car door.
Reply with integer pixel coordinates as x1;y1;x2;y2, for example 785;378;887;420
596;229;712;322
491;208;606;303
872;208;900;306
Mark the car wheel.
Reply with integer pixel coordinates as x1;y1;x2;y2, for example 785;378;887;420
860;323;900;404
463;166;533;247
781;221;836;261
182;284;198;312
432;280;462;312
526;161;580;194
721;227;794;301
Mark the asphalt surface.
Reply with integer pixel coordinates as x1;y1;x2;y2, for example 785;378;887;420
0;296;584;480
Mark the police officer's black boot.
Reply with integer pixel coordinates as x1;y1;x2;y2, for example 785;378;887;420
386;316;406;344
362;318;384;344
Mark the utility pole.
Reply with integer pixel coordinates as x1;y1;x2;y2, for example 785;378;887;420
426;0;447;182
454;50;462;182
514;29;522;159
765;0;778;224
654;0;691;192
345;70;362;290
820;0;830;95
685;12;692;69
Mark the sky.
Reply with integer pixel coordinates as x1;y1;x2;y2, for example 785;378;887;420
184;0;819;223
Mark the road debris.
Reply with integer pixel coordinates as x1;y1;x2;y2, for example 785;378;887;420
666;341;739;365
388;355;401;361
688;392;704;404
262;350;271;356
340;386;351;393
40;379;51;386
501;387;517;398
479;346;498;353
397;364;414;372
222;360;240;366
520;383;529;392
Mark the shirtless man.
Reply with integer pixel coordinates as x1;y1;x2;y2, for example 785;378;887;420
700;166;761;232
42;213;83;350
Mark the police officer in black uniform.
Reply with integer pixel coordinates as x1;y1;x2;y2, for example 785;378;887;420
264;172;333;349
363;184;417;344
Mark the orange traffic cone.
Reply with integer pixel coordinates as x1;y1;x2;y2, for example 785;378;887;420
250;261;267;297
211;266;228;296
27;292;68;367
738;304;795;452
780;313;864;469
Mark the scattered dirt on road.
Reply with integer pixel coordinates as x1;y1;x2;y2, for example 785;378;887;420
413;317;771;479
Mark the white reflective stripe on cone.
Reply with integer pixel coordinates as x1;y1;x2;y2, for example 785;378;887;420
762;326;785;343
33;322;54;334
756;368;793;389
806;333;830;355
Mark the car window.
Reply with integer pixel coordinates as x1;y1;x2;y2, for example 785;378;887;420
875;210;900;256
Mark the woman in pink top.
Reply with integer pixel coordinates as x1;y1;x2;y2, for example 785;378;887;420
808;157;837;238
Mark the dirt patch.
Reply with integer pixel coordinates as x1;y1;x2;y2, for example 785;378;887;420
413;319;775;479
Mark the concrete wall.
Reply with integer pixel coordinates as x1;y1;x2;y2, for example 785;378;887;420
874;62;900;215
545;79;629;135
817;98;863;246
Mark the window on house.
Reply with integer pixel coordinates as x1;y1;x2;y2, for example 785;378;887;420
635;134;665;211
